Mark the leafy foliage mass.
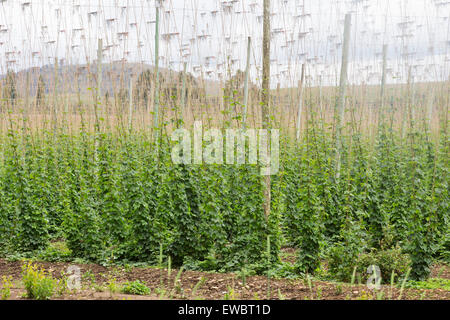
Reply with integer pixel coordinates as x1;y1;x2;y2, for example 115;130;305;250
121;280;151;295
21;261;56;300
0;114;448;282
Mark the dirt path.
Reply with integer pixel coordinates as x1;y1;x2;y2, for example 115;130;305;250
0;258;448;300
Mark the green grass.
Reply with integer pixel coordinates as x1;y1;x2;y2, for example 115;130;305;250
120;280;151;296
404;278;450;291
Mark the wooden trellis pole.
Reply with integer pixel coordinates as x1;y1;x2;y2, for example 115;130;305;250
95;38;102;132
25;71;30;120
296;63;306;141
243;36;251;128
153;6;160;133
128;77;133;131
380;44;388;122
402;66;412;139
334;13;351;181
180;62;187;125
427;86;434;131
262;0;271;219
53;57;58;122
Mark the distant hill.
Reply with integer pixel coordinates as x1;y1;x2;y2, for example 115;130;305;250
3;63;445;107
6;62;222;98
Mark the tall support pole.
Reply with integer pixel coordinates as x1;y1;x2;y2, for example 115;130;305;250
63;66;68;115
95;38;102;132
53;57;58;121
318;74;324;129
242;36;251;128
402;66;412;138
180;62;187;126
334;13;351;181
262;0;271;219
296;63;306;141
380;44;388;122
128;77;133;131
401;67;410;139
276;83;280;127
410;67;416;127
25;71;30;118
93;38;103;183
64;93;69;115
153;6;160;136
262;1;270;130
427;86;434;132
22;71;30;138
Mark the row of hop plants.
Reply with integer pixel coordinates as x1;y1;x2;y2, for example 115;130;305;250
0;112;447;281
282;111;448;281
0;122;281;273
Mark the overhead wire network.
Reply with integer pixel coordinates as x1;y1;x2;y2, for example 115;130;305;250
0;0;449;88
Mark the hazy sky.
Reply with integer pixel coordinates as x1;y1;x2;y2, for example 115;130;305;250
0;0;449;86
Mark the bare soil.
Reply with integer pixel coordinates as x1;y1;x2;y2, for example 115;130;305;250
0;257;448;300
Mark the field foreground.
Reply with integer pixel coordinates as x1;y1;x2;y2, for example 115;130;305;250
0;253;448;301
